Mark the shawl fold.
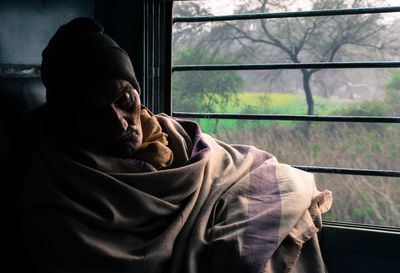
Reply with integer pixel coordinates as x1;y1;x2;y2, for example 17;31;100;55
19;113;332;273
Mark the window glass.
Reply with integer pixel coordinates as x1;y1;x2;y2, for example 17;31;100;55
172;68;400;116
183;118;400;171
315;173;400;227
174;0;399;15
172;1;400;227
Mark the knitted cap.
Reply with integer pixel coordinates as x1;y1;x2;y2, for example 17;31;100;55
41;17;141;105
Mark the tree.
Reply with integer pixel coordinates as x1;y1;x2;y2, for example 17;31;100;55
172;2;211;53
173;47;243;113
205;0;390;115
385;70;400;115
172;3;244;115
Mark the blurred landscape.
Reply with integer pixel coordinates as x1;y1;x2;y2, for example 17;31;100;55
172;0;400;226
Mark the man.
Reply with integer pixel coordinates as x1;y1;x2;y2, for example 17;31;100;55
19;17;332;273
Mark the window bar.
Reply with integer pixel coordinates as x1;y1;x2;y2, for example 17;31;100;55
172;61;400;72
172;112;400;123
173;6;400;23
171;6;400;180
294;166;400;177
322;221;400;232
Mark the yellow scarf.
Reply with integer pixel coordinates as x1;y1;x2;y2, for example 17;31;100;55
135;109;174;169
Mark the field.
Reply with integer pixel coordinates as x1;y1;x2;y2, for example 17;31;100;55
213;92;346;113
187;92;400;227
198;92;347;132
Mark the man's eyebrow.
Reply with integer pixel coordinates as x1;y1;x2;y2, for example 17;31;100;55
111;86;133;104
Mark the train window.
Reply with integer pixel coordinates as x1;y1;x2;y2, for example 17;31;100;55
171;1;400;227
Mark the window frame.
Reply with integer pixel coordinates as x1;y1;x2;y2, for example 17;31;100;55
169;2;400;226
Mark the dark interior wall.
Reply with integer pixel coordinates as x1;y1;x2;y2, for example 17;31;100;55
0;2;96;271
0;0;95;65
0;0;163;110
0;0;146;99
321;225;400;273
100;0;144;96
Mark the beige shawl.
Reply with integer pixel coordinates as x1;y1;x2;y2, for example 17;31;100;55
19;113;332;273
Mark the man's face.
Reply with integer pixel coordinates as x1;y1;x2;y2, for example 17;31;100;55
73;79;143;158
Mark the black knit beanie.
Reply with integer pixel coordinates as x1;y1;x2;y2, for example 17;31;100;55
41;17;141;105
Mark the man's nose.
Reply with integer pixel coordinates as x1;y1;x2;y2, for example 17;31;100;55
110;106;129;132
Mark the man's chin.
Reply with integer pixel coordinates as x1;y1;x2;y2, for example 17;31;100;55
109;141;142;158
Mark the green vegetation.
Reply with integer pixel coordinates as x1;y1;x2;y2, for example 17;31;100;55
173;47;243;113
172;0;399;227
195;92;347;133
385;70;400;116
206;92;346;114
173;77;400;227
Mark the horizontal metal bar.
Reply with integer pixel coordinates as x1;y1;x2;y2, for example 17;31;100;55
0;64;40;77
172;61;400;72
173;112;400;123
322;221;400;233
293;165;400;177
173;6;400;23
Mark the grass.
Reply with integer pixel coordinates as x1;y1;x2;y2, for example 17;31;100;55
198;92;347;133
210;92;346;114
176;91;400;227
211;121;400;227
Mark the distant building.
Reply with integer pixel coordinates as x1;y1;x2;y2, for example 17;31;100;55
345;83;370;99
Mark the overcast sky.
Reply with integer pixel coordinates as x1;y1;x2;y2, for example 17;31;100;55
201;0;400;24
205;0;400;15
